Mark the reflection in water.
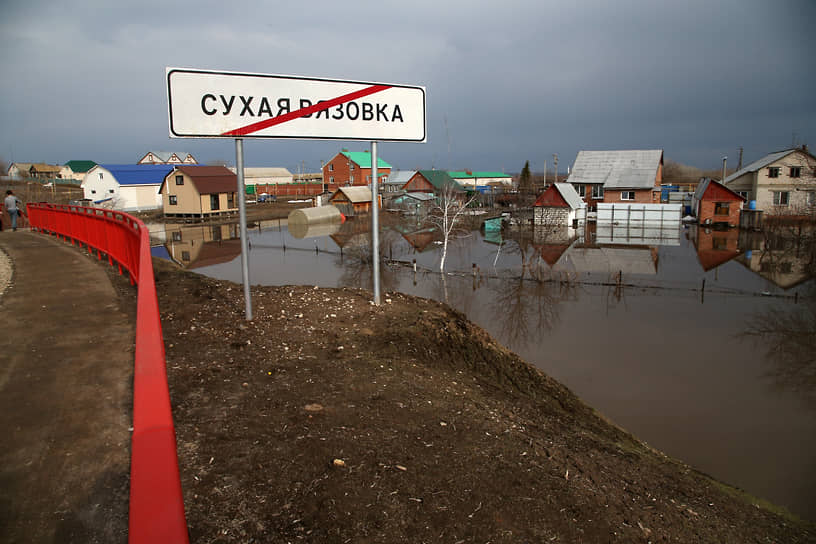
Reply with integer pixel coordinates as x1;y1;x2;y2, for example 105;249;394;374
150;214;816;521
742;286;816;403
486;276;575;351
162;223;241;269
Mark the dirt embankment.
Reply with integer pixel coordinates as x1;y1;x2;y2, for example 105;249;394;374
140;259;815;543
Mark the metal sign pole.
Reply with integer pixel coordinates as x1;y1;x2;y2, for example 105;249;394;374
371;141;381;305
235;138;253;320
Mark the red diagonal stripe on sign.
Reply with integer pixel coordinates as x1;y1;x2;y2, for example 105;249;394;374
221;84;392;136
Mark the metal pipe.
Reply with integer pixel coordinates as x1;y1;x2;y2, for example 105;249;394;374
235;138;253;320
371;141;381;305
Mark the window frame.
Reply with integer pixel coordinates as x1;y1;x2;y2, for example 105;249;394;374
169;195;178;205
790;166;801;178
620;191;635;201
713;202;730;215
175;175;184;185
768;167;780;178
591;185;604;199
772;191;790;206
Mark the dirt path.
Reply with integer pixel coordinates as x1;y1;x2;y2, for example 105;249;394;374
0;232;131;543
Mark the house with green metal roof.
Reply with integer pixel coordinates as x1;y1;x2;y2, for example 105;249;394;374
63;160;97;181
448;171;512;188
322;149;392;191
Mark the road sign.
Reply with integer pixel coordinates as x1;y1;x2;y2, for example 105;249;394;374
167;68;426;142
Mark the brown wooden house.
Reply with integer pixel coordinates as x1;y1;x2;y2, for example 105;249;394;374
329;186;381;217
159;166;238;218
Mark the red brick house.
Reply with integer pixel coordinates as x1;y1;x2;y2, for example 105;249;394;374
692;178;745;227
566;150;663;209
322;150;391;192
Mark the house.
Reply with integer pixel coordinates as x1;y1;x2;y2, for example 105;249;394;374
159;166;238;218
63;160;97;182
533;182;586;227
82;164;174;211
722;146;815;216
383;170;415;193
448;171;513;189
237;167;294;186
329;186;380;217
692;178;745;227
567;149;664;209
7;163;33;179
138;151;198;165
322;150;391;191
391;191;435;215
403;170;464;195
29;163;63;179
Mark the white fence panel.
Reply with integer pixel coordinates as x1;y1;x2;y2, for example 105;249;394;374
597;203;682;226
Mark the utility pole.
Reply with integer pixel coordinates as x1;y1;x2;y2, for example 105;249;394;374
543;159;547;187
553;154;558;184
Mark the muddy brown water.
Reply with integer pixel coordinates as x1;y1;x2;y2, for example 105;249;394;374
150;219;816;521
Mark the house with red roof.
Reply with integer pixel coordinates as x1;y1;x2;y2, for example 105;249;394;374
159;166;238;218
692;178;745;227
533;182;585;227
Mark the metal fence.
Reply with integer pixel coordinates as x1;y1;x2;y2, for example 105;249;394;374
26;203;189;544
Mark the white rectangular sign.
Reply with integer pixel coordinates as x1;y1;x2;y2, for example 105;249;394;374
167;68;426;142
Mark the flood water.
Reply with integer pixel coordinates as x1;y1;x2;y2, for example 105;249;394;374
150;216;816;521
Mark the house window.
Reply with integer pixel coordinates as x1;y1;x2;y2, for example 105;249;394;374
768;167;780;178
98;173;103;180
91;190;96;194
772;191;790;206
575;184;586;197
210;194;220;210
350;175;354;183
172;231;182;241
329;164;334;171
737;191;749;199
181;251;190;261
109;189;114;193
807;192;816;206
227;192;235;208
169;195;178;205
350;164;355;171
790;166;801;178
621;191;635;201
329;176;334;184
175;175;184;185
714;202;730;215
591;185;604;198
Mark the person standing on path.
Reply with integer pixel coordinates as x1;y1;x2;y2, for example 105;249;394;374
4;190;23;231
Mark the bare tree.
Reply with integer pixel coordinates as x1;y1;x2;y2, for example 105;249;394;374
424;182;477;272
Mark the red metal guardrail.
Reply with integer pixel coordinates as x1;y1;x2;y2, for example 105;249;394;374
26;203;189;544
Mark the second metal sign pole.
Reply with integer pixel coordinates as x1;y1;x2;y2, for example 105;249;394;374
235;138;253;320
371;141;381;305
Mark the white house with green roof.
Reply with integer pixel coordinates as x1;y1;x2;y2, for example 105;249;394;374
322;150;392;190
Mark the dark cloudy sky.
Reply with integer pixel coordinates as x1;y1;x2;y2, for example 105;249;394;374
1;0;814;174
